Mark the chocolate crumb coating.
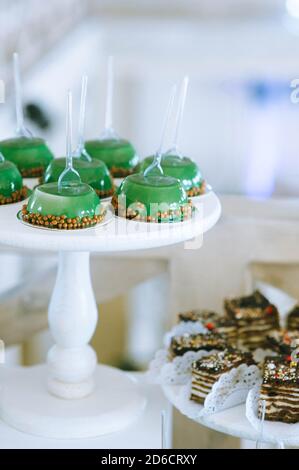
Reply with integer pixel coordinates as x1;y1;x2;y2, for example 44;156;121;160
178;309;237;345
224;290;280;350
169;333;228;358
287;306;299;332
191;348;256;404
259;356;299;424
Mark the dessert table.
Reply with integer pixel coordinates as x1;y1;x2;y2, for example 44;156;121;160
0;192;221;439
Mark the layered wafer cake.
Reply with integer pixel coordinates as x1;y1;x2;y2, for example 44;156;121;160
287;306;299;331
266;330;299;356
190;349;255;404
259;356;299;424
169;333;227;359
178;310;237;345
224;290;280;350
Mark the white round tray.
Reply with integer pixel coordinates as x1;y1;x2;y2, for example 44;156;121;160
0;191;221;253
163;383;299;446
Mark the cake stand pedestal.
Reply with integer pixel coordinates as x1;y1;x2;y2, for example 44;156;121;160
0;193;221;439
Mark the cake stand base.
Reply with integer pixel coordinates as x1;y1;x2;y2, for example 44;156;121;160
0;364;147;439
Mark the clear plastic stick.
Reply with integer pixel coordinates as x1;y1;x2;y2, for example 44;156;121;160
161;410;170;450
105;56;114;132
76;75;91;161
144;84;177;177
13;53;32;138
0;152;4;163
66;90;72;161
168;76;189;156
256;400;266;449
58;91;80;191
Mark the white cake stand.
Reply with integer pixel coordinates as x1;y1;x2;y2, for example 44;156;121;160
162;383;299;447
0;192;221;439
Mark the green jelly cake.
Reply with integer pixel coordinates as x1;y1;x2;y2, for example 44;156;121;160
138;154;206;197
0;137;54;178
112;173;192;223
0;160;29;204
44;157;114;199
21;182;105;230
85;139;139;178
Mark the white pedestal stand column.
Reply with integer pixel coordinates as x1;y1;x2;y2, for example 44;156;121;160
47;252;97;399
0;251;147;439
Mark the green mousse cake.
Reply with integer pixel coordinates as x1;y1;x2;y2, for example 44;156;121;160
138;154;206;197
44;157;114;199
21;182;105;230
0;160;29;204
85;139;139;178
0;137;54;178
112;173;192;223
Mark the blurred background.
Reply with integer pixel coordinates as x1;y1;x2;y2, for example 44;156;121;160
2;0;299;196
2;0;299;448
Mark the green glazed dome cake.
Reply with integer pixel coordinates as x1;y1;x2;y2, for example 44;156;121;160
85;139;139;178
21;182;105;230
44;157;114;199
0;160;29;205
112;173;192;223
138;154;206;197
0;137;54;178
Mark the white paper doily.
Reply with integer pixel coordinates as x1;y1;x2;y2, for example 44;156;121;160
246;384;299;446
203;364;261;415
148;322;209;385
168;364;261;419
148;348;217;385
